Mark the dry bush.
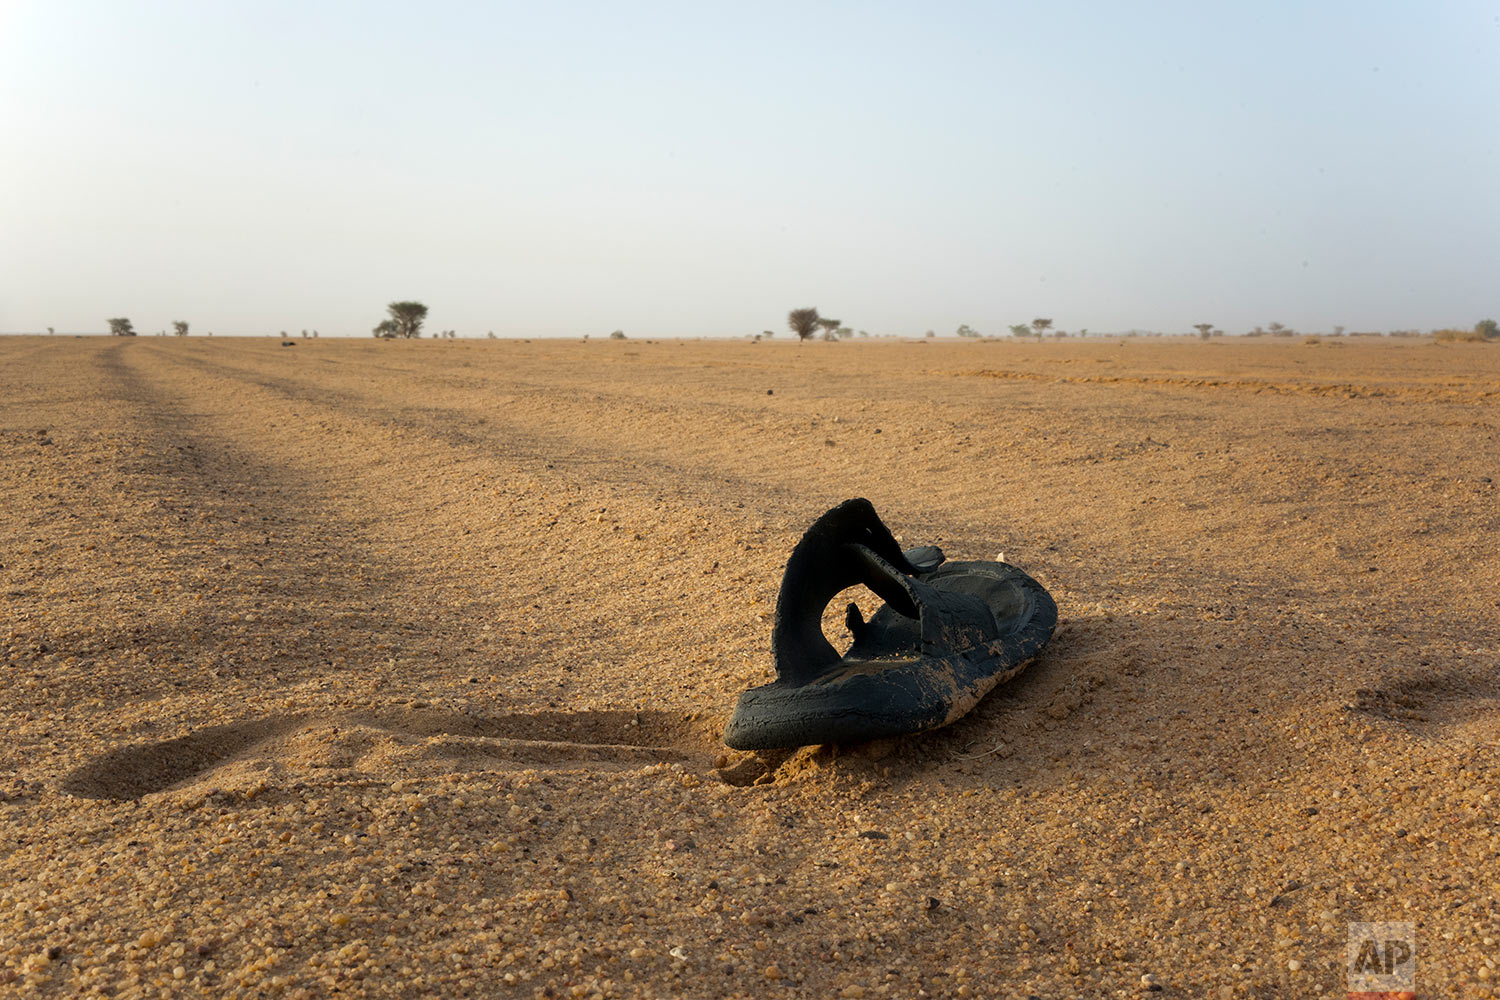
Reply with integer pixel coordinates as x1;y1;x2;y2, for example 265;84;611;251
787;308;820;341
1433;328;1488;343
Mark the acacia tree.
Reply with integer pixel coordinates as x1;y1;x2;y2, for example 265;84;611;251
107;318;135;337
173;320;189;337
385;301;428;339
816;317;841;340
373;319;399;338
1193;323;1214;340
1008;324;1032;338
787;307;820;342
1031;318;1053;336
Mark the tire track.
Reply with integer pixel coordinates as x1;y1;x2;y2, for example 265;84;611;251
949;366;1500;403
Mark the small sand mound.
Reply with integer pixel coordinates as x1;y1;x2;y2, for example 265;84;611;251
61;709;720;800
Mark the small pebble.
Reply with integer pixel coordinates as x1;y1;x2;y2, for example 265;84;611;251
1287;959;1301;972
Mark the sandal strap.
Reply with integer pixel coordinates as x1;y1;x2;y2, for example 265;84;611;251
773;499;981;683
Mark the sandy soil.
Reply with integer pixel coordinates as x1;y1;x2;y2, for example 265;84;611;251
1;333;1498;998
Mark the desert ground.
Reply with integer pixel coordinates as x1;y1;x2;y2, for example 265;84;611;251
2;333;1498;998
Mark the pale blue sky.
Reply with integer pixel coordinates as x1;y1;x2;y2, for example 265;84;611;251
2;1;1496;337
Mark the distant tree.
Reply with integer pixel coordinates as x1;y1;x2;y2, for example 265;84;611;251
46;326;55;336
956;324;979;338
488;331;496;339
300;329;308;339
1476;319;1498;340
858;330;869;338
107;318;135;337
1268;322;1291;337
762;330;776;339
1333;325;1345;337
787;308;821;342
610;330;627;340
924;330;935;338
373;319;399;338
1008;324;1031;338
816;317;841;338
386;301;428;339
1193;323;1214;340
1031;318;1052;336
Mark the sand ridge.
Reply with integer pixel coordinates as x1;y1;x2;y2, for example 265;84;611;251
2;335;1498;997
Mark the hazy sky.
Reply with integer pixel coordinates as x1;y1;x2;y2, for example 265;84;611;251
3;1;1496;337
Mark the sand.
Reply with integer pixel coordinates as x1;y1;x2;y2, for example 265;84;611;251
1;333;1497;998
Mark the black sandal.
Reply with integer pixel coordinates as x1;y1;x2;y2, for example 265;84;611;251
723;499;1057;750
